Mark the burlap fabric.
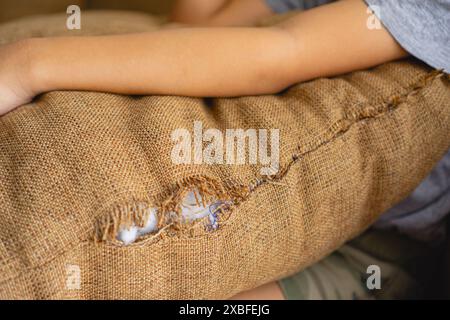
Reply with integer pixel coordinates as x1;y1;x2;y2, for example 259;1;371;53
0;12;449;299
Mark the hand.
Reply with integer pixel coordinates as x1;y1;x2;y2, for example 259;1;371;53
0;40;37;116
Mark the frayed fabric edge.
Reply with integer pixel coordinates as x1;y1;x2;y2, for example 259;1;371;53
93;175;249;243
93;70;447;244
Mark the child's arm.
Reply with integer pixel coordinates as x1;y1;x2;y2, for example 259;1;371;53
170;0;274;26
170;0;230;24
0;0;407;116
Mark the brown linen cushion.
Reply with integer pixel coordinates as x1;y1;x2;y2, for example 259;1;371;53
0;11;449;299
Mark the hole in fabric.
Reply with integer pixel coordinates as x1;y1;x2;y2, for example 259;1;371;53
116;189;223;245
116;208;158;245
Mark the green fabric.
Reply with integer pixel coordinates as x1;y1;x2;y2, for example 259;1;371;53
279;229;443;300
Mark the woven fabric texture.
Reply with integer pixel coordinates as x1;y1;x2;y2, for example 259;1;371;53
0;12;449;299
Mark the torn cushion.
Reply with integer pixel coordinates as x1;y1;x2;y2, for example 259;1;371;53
0;11;450;299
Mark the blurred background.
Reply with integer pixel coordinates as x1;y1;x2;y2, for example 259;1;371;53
0;0;176;23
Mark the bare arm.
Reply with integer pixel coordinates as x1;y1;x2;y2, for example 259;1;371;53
0;0;407;115
170;0;274;26
230;281;285;300
170;0;228;24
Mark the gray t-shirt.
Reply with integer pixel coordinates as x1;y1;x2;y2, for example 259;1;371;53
265;0;450;242
265;0;450;73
